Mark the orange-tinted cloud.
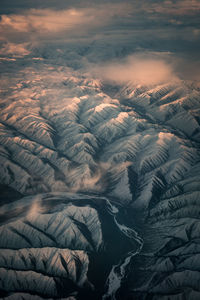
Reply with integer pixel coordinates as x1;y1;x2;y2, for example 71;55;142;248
0;42;30;57
0;4;132;57
0;5;131;37
91;54;177;86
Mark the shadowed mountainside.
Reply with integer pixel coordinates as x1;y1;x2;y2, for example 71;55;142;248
0;64;200;299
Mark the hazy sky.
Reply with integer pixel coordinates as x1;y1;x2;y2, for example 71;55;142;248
0;0;200;82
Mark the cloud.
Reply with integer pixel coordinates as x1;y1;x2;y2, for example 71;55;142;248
0;4;133;57
0;2;199;79
146;0;200;15
0;9;93;34
0;5;131;39
90;53;178;86
0;42;30;57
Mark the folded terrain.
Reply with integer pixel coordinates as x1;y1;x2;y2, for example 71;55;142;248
0;63;200;299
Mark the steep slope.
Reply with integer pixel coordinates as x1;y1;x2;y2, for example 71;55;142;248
0;62;200;299
0;192;142;299
114;81;200;300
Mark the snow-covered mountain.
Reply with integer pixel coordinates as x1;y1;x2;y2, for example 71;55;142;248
0;55;200;299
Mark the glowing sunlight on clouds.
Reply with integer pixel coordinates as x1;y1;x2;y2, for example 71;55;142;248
0;4;131;38
92;55;178;86
0;42;30;57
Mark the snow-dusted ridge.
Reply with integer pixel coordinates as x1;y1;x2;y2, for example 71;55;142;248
0;62;200;299
0;192;142;299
